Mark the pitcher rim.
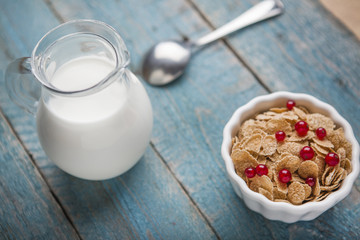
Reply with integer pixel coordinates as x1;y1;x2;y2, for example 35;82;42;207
31;19;130;96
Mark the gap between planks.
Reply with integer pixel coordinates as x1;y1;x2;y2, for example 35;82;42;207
0;107;83;240
43;0;67;23
186;0;272;93
149;142;221;240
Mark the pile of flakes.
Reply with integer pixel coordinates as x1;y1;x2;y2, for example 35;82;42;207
231;102;352;205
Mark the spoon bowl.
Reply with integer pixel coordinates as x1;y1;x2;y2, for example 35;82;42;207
142;40;192;86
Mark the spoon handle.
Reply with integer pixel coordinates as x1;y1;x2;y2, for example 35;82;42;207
194;0;284;47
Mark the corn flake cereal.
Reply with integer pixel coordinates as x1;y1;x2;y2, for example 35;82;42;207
288;182;306;205
231;102;352;205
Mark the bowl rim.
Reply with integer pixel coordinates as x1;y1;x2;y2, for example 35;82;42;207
221;91;360;213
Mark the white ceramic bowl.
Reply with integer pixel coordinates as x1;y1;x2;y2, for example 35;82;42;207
221;91;360;223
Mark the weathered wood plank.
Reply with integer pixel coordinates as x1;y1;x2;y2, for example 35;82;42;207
0;112;79;239
40;147;217;239
0;0;218;239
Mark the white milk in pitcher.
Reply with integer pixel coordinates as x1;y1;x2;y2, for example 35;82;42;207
36;56;153;180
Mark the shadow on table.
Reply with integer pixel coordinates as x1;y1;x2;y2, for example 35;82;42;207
243;188;360;239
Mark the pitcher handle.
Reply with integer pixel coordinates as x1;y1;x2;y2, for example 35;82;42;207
5;57;41;115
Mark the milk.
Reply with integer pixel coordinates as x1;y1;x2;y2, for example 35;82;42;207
36;56;153;180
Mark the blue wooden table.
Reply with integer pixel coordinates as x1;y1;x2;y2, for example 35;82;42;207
1;0;359;239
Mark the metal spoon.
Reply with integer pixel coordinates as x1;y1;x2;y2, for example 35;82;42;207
141;0;284;86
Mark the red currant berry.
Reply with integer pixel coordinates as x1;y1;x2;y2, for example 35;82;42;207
316;127;327;140
278;169;292;183
275;131;286;141
300;146;315;160
245;167;256;178
256;164;268;176
306;177;316;187
325;152;340;166
295;121;309;136
287;100;296;110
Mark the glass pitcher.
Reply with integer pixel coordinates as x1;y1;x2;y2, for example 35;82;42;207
5;20;153;180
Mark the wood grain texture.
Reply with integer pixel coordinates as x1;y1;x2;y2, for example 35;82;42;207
0;0;359;239
0;112;79;239
0;0;218;239
39;147;217;239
